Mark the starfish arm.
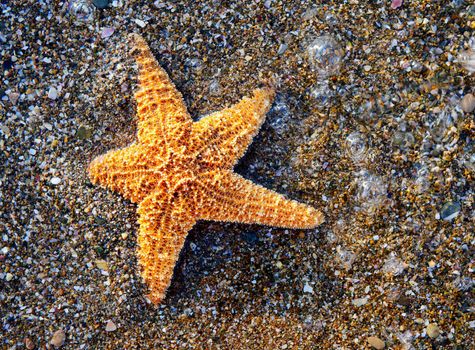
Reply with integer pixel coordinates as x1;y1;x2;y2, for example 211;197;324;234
136;182;196;304
88;143;167;203
190;88;275;169
130;34;192;149
195;170;323;229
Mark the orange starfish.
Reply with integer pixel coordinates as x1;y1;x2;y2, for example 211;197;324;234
89;34;324;304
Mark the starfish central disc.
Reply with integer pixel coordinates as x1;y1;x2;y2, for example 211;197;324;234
89;34;324;304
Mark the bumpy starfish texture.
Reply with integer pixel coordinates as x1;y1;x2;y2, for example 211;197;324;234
89;34;324;304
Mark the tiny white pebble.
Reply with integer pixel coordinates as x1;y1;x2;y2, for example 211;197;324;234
364;65;372;72
352;297;368;306
134;19;146;28
50;177;61;185
5;273;13;281
47;87;58;100
303;282;314;294
105;320;117;332
29;149;36;155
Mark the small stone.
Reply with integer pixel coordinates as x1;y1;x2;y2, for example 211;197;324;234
50;329;66;348
105;320;117;332
352;297;368;306
134;19;146;28
367;336;385;349
391;0;403;9
461;93;475;113
47;87;58;100
95;259;109;271
426;323;440;338
275;261;283;269
364;65;372;72
277;43;288;55
303;282;314;294
76;125;92;140
50;177;61;185
93;0;109;9
440;201;461;221
7;91;19;105
24;337;35;350
5;273;13;281
101;27;115;39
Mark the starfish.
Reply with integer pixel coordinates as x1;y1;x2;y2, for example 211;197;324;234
89;34;324;304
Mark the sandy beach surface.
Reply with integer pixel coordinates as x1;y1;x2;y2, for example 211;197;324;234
1;1;474;349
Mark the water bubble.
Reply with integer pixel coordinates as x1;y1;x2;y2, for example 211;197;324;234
336;246;356;270
382;254;406;276
308;80;334;107
452;276;475;292
394;330;414;350
345;132;368;164
392;131;415;150
357;92;385;120
413;163;430;194
461;151;475;171
208;79;221;96
427;108;458;143
68;0;95;23
324;12;338;27
267;94;292;132
457;39;475;74
306;34;343;78
440;201;461;221
355;170;387;214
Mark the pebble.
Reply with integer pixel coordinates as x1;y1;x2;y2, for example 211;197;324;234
440;201;461;221
277;43;288;56
50;177;62;185
391;0;403;9
367;336;385;349
24;337;35;350
93;0;109;9
101;27;115;39
47;87;58;100
5;272;13;281
134;19;146;28
461;93;475;113
303;282;314;294
105;320;117;332
7;91;19;105
426;323;440;338
50;329;66;348
352;297;368;307
95;259;109;271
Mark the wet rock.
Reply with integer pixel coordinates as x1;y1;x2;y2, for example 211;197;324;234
50;329;66;348
461;93;475;113
93;0;109;9
50;177;62;185
440;202;461;221
426;323;441;338
47;87;58;100
76;125;93;140
105;320;117;332
24;337;34;350
367;336;385;349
